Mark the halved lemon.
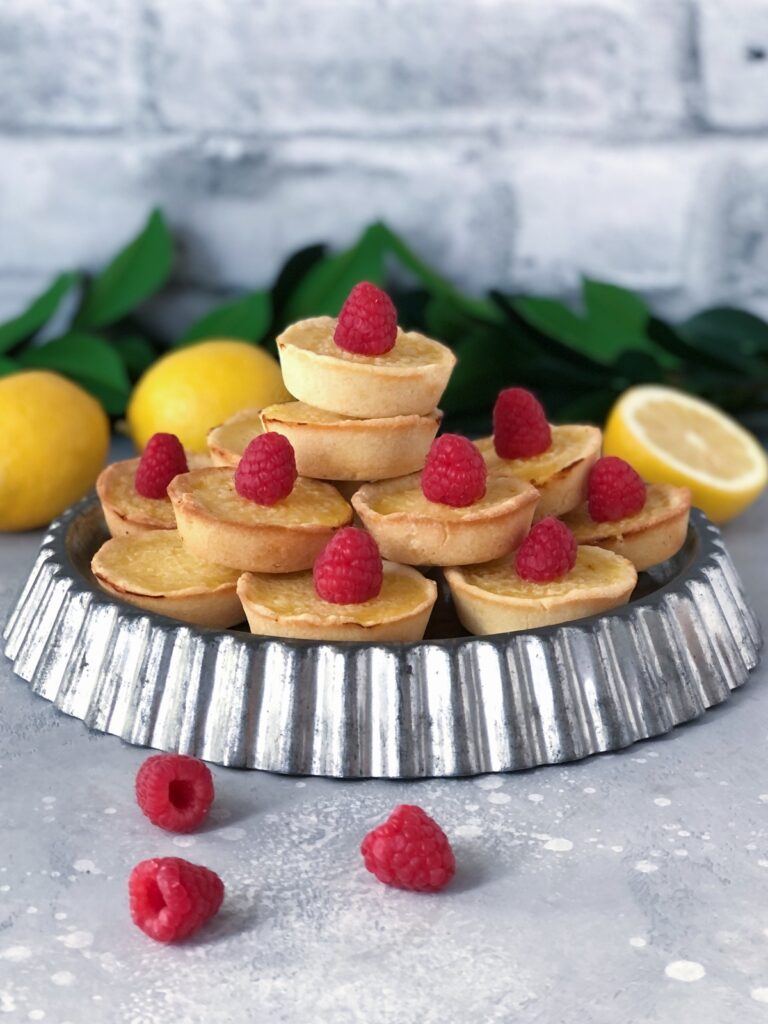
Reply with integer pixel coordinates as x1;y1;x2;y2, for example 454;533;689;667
603;385;767;523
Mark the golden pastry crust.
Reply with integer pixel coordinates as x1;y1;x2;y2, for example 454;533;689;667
352;472;539;566
561;484;691;571
96;458;177;537
260;401;442;480
276;316;456;418
207;408;263;468
237;561;437;642
168;468;353;573
91;530;243;628
445;545;637;635
476;425;602;520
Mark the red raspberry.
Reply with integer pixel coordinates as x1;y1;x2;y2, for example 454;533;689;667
334;281;398;355
235;432;297;505
493;387;552;459
588;456;647;522
516;517;577;583
361;805;456;893
129;857;224;943
314;527;383;604
135;433;188;499
421;434;487;507
135;754;214;833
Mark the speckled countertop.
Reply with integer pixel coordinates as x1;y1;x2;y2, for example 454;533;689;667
0;489;766;1024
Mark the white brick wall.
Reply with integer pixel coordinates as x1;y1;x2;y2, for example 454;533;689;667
0;0;767;335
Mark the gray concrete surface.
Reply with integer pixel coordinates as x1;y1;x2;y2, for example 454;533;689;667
0;490;766;1023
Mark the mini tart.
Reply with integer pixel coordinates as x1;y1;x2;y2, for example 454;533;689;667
560;483;691;572
352;472;539;566
445;546;637;635
237;561;437;642
276;316;456;418
91;530;243;628
168;468;353;573
260;401;442;480
97;453;212;537
475;425;602;520
207;408;263;468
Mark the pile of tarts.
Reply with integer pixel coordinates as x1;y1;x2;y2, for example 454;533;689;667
92;283;692;642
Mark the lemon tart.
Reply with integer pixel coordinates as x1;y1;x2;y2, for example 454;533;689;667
168;468;353;572
91;530;243;628
276;316;456;418
352;472;539;566
259;401;442;480
561;483;691;571
445;545;637;634
476;424;602;520
207;408;263;468
237;561;437;642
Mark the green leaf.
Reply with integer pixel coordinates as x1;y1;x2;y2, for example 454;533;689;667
513;296;589;350
0;355;18;377
18;332;131;415
112;335;157;379
271;244;327;324
0;272;79;354
583;279;647;337
679;307;768;363
75;209;174;329
179;291;271;346
283;224;389;322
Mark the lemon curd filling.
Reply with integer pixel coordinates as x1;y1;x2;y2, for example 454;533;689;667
368;475;530;519
240;566;427;624
209;411;263;455
460;547;632;600
94;532;239;594
476;425;597;483
104;459;177;527
261;401;354;425
284;317;447;368
185;470;352;527
564;484;678;539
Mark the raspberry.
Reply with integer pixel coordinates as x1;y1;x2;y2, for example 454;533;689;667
493;387;552;459
135;433;188;499
129;857;224;943
588;456;647;522
235;432;297;505
516;517;577;583
135;754;215;833
421;434;487;507
334;282;398;356
361;805;456;893
313;527;383;604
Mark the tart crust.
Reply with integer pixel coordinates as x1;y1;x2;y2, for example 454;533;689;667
276;316;456;418
561;483;691;571
96;458;177;537
260;401;442;480
445;546;637;635
168;468;353;573
207;408;263;468
91;530;243;628
352;472;539;566
475;425;602;520
237;561;437;642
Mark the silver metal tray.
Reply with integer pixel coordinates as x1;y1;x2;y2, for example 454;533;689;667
3;499;762;777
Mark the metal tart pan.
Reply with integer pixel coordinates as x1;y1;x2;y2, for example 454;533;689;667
2;499;762;777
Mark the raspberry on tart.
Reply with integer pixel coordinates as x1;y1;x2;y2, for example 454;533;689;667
235;432;297;505
129;857;224;943
135;433;189;499
361;805;456;893
313;527;383;604
352;434;538;566
515;517;577;583
475;389;602;521
334;281;398;356
587;456;646;522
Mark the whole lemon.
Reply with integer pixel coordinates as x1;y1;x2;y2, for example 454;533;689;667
127;340;290;452
0;371;110;532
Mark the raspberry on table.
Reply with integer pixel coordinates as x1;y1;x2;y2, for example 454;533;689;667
129;857;224;943
421;434;487;507
588;456;647;522
135;753;215;833
516;517;577;583
235;432;297;505
314;527;383;604
361;804;456;893
135;432;188;499
493;387;552;459
334;282;398;356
